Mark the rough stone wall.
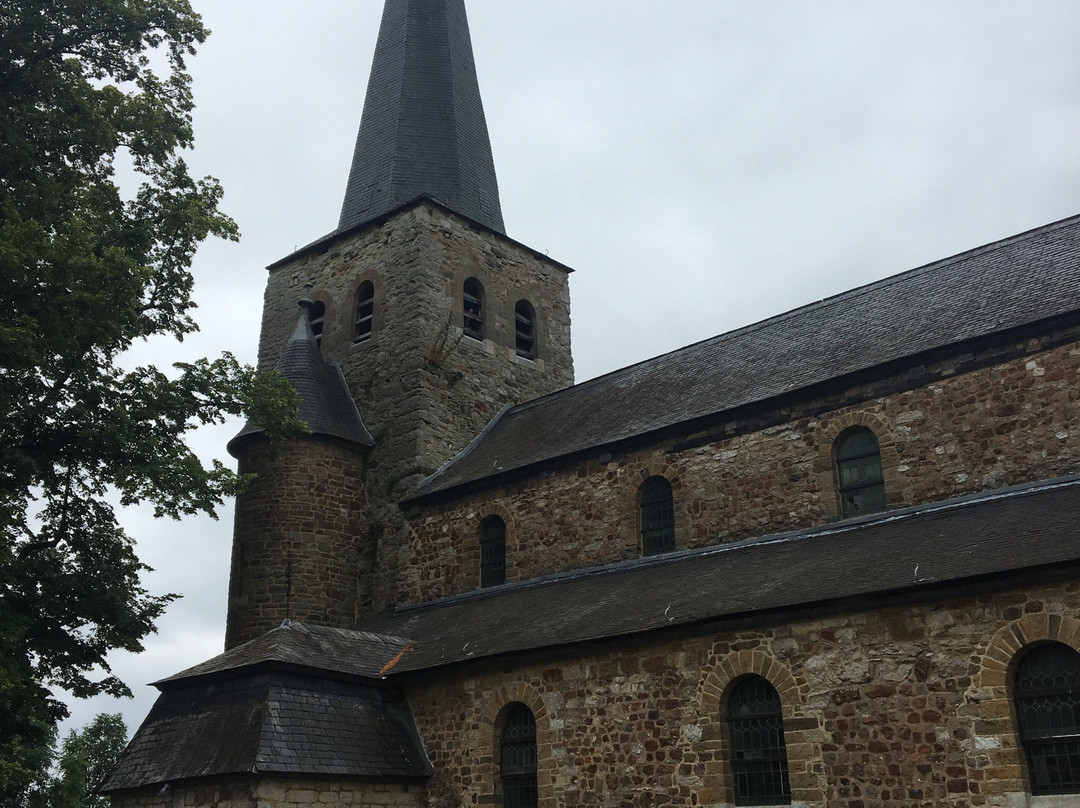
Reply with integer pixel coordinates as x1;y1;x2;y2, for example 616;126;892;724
404;334;1080;602
405;580;1080;808
255;202;573;614
226;438;367;648
110;777;422;808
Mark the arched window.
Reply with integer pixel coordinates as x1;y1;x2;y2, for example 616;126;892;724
835;427;886;517
500;703;537;808
514;299;535;359
463;277;484;340
354;281;374;343
480;515;506;588
727;676;791;806
640;476;675;556
309;300;326;348
1014;642;1080;795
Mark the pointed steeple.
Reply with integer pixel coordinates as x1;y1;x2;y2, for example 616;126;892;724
338;0;505;234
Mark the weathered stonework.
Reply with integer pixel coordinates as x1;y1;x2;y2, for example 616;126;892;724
403;581;1080;808
404;336;1080;603
110;778;423;808
227;437;368;647
252;202;573;615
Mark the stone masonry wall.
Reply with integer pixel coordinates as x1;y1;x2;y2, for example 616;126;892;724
255;202;573;614
110;777;422;808
226;438;367;648
405;579;1080;808
404;334;1080;603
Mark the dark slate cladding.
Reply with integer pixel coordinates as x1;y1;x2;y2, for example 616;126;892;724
410;215;1080;501
101;670;432;792
338;0;504;234
228;311;373;456
368;476;1080;673
156;621;412;685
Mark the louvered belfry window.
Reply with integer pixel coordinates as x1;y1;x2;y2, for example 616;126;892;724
727;676;791;806
479;516;506;588
354;281;374;342
515;299;535;359
309;300;326;348
463;277;484;340
835;427;886;517
1014;642;1080;795
501;703;538;808
640;476;675;556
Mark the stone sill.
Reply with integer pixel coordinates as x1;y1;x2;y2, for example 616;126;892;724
1008;794;1080;808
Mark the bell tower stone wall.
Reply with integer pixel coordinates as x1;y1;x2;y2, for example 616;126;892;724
254;201;573;614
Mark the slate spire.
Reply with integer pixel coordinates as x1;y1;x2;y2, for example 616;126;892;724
338;0;505;234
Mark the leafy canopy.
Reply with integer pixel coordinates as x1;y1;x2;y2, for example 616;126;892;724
0;0;300;788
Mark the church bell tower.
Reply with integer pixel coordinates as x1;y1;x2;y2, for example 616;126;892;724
225;0;575;647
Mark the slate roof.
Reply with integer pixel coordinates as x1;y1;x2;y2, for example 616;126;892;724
409;215;1080;502
101;670;432;792
156;621;413;686
367;476;1080;673
338;0;504;234
229;307;374;456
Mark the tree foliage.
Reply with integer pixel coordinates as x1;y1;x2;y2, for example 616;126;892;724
0;0;300;785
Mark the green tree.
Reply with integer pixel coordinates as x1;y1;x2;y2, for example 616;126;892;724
45;714;128;808
0;0;300;792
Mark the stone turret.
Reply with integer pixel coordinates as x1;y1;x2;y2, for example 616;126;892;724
225;299;374;649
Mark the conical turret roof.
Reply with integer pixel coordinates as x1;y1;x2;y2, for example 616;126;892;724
338;0;504;234
228;304;374;456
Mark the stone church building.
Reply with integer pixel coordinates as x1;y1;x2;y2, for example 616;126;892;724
104;1;1080;807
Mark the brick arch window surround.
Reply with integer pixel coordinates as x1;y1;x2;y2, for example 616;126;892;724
640;475;675;556
499;702;537;808
354;280;374;343
514;299;536;359
480;515;506;587
727;675;792;806
835;426;886;517
463;277;485;340
1014;641;1080;795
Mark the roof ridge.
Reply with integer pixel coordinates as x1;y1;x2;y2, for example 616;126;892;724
389;474;1080;617
506;213;1080;417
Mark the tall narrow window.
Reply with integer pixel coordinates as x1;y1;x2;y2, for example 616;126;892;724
727;676;791;806
480;515;506;588
515;299;535;359
309;300;326;348
640;476;675;556
354;281;374;343
500;703;537;808
463;277;484;340
835;427;886;517
1014;642;1080;795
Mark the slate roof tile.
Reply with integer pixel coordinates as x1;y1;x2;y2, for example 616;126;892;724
410;215;1080;501
371;476;1080;672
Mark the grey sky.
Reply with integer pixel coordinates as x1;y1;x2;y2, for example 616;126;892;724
61;0;1080;735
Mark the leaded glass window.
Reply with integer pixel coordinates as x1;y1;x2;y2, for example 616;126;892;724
835;427;886;517
480;516;506;588
309;300;326;348
727;675;791;806
1014;642;1080;795
354;281;374;343
464;277;484;340
500;703;537;808
515;299;535;359
640;476;675;556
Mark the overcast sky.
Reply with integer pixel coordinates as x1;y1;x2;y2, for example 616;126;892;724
61;0;1080;737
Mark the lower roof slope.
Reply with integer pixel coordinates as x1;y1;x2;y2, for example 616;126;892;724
370;476;1080;673
411;215;1080;501
102;670;432;792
